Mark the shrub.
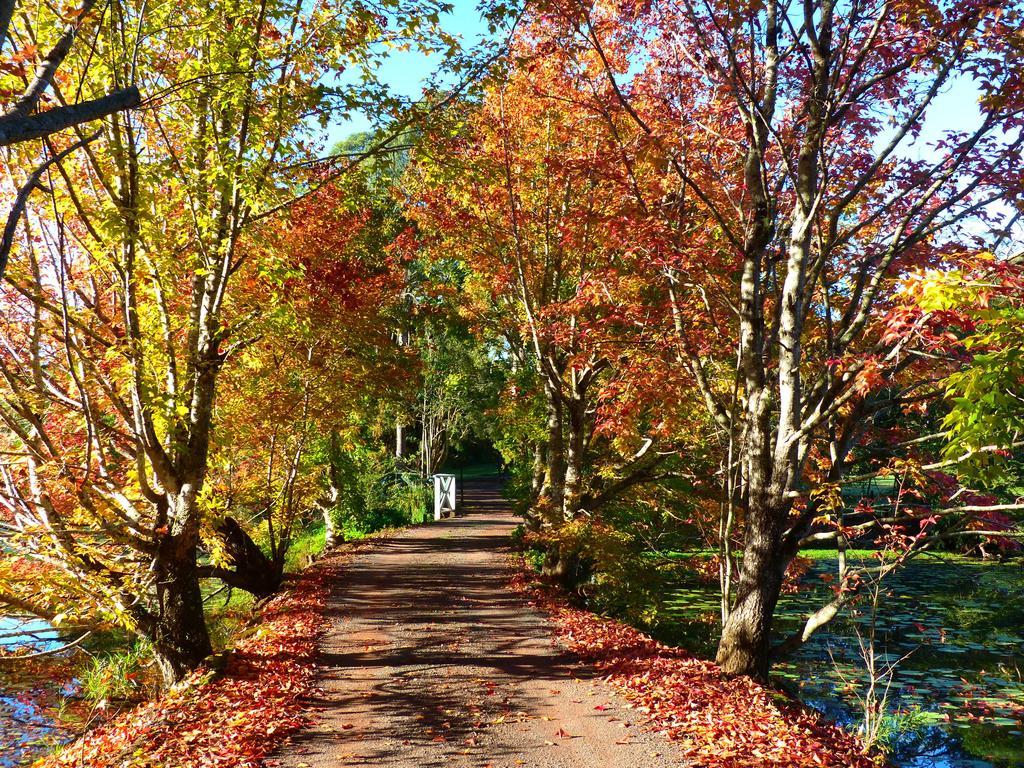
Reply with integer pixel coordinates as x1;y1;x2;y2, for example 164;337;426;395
325;448;427;538
386;478;432;524
527;518;673;626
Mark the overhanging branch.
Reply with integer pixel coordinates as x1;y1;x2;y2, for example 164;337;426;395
0;86;140;147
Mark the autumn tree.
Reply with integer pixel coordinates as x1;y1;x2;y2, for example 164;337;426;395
211;177;414;565
528;0;1024;678
407;35;703;584
0;0;457;685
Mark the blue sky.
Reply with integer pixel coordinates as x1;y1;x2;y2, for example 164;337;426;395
322;7;988;164
324;2;493;147
316;9;1008;244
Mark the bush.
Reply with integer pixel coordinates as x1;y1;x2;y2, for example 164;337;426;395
342;504;407;538
527;517;673;625
386;477;432;524
509;523;527;549
325;448;428;538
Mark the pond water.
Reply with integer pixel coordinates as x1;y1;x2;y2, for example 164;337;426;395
658;554;1024;768
0;617;72;767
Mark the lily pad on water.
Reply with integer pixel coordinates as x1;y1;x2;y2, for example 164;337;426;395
657;551;1024;768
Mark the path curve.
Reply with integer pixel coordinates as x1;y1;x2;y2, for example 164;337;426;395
272;479;683;768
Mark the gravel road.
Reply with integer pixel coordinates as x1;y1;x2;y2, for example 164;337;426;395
271;479;682;768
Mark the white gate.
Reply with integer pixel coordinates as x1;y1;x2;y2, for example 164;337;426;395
432;473;457;520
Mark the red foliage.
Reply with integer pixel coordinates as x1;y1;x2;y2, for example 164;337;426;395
38;558;342;768
509;567;881;768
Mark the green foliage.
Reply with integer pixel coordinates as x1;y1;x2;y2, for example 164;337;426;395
938;288;1024;486
204;589;256;652
285;520;327;574
491;367;548;498
511;526;547;572
871;706;941;751
510;523;527;549
532;517;676;626
387;479;432;525
420;325;503;440
325;446;417;538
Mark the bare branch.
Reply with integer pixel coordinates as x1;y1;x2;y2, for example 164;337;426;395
0;86;139;147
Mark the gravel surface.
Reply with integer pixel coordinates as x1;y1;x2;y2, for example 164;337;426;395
270;479;684;768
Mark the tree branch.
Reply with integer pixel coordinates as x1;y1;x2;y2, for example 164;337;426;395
0;130;99;279
0;86;139;147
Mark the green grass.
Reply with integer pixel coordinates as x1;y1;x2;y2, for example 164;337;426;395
659;547;1008;565
840;474;897;499
204;585;256;651
797;547;903;563
284;519;327;573
656;547;899;563
78;642;156;705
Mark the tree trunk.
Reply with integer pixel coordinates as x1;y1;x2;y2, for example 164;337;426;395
715;500;789;680
540;545;592;592
530;441;546;501
538;384;565;518
429;428;449;475
151;546;213;687
562;395;586;517
214;516;283;597
323;499;341;548
322;430;343;548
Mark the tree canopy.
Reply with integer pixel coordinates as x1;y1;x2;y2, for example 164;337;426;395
1;1;1023;763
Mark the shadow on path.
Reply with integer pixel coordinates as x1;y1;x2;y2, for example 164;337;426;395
271;478;683;768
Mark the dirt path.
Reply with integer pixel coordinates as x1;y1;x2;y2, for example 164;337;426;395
271;478;683;768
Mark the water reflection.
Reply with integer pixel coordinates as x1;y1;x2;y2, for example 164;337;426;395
658;555;1024;768
0;617;61;650
0;617;67;767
